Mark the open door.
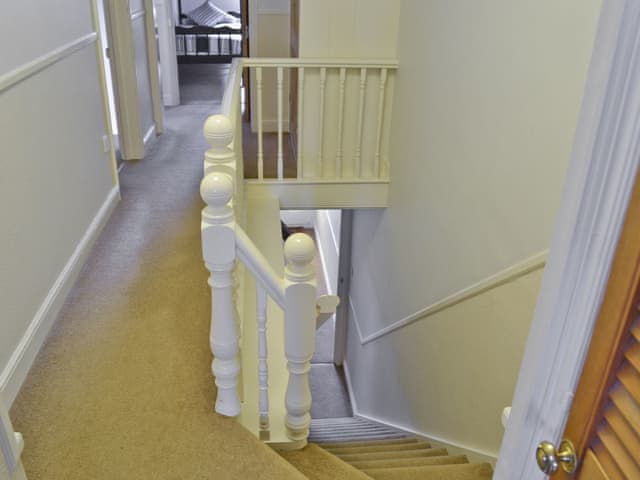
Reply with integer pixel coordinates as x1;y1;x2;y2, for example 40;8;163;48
494;1;640;478
555;167;640;478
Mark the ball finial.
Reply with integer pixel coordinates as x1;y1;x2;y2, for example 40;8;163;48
284;233;316;265
203;114;233;148
200;172;233;206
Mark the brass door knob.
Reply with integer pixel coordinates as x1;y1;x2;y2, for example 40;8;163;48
536;439;577;475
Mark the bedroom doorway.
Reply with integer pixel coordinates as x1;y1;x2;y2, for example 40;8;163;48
172;0;246;105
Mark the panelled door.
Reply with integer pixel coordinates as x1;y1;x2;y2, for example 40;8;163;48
555;171;640;479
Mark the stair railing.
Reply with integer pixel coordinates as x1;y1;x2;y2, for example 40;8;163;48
201;114;333;442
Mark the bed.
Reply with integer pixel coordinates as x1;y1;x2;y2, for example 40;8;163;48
175;1;243;64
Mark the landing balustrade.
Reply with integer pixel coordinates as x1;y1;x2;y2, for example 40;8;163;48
200;56;395;446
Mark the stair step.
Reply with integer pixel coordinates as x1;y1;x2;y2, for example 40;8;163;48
310;423;396;433
362;462;494;480
349;455;469;470
325;441;432;455
310;432;408;442
337;447;449;463
278;444;372;480
315;438;419;449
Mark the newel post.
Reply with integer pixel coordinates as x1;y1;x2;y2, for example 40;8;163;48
200;172;241;417
283;233;317;441
204;114;235;177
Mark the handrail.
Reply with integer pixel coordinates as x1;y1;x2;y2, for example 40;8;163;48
235;225;285;308
242;57;399;68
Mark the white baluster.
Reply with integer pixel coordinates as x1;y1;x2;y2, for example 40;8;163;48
283;233;317;442
373;68;388;178
336;67;346;178
203;114;235;177
200;173;241;417
297;67;305;178
256;285;269;430
317;67;327;177
256;67;264;180
277;66;284;179
355;68;367;177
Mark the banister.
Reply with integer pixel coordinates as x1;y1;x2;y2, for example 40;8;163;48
241;57;399;69
235;225;286;309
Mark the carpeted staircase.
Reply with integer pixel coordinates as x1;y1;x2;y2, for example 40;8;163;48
279;418;493;480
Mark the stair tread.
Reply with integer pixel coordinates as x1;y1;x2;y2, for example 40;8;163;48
326;441;432;454
338;448;449;462
279;444;373;480
349;455;469;470
362;463;494;480
316;438;418;449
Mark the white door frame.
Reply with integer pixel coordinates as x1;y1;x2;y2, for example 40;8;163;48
143;0;165;133
154;0;180;106
495;1;640;478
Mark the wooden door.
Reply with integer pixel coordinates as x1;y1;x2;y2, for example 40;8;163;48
557;170;640;479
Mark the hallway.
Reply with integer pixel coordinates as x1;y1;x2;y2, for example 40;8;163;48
9;100;307;479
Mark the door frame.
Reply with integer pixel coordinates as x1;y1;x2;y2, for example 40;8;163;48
495;1;640;478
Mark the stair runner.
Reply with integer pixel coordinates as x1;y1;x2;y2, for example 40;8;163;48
279;417;493;480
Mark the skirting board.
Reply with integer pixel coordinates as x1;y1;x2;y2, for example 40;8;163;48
342;360;497;465
143;125;156;148
314;211;338;296
0;186;121;406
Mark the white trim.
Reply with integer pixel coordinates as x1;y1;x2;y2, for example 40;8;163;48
341;359;359;415
0;187;120;406
0;395;21;474
496;2;640;478
350;251;548;345
143;124;156;146
354;412;498;464
314;211;339;296
0;33;97;94
131;9;145;21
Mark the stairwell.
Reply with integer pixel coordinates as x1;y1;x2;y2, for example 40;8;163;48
279;418;494;480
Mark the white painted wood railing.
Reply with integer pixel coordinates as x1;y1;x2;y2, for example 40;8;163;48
225;58;398;181
200;114;338;444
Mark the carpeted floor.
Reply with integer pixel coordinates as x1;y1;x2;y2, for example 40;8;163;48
9;96;306;479
10;63;352;479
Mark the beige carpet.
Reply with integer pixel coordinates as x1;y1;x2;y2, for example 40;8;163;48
283;436;493;480
9;103;305;480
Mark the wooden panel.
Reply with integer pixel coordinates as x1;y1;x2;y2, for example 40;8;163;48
593;441;625;480
597;424;640;478
604;405;640;468
610;384;640;438
580;448;612;480
560;171;640;479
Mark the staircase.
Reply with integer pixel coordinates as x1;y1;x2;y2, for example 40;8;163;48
279;418;494;480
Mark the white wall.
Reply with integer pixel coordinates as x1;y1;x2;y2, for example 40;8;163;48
249;0;291;132
345;0;602;458
0;1;117;405
298;0;400;59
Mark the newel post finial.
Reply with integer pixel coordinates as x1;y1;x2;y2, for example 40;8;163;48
200;171;241;417
283;233;317;442
203;114;235;175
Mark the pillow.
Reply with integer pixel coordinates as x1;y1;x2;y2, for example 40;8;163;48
185;1;237;27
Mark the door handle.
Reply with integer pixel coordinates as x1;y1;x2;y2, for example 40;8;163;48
536;439;578;475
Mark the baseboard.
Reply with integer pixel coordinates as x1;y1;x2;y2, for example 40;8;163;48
0;186;121;406
342;359;359;417
143;124;156;148
354;412;498;465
